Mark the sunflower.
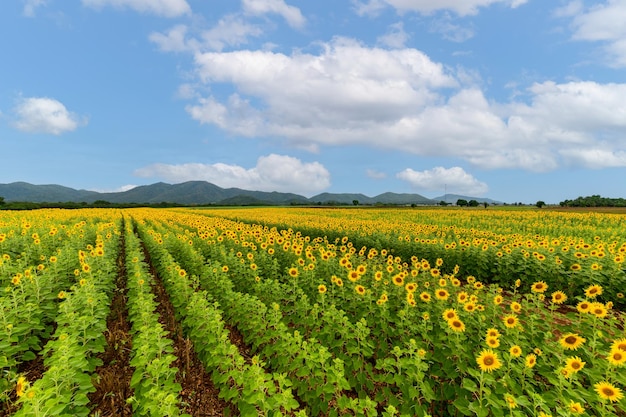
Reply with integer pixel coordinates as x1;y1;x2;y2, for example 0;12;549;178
15;376;27;397
457;292;469;303
435;289;450;300
576;300;591;314
493;295;503;305
392;274;404;286
448;318;466;333
551;291;567;305
559;333;586;350
509;345;522;358
486;336;500;349
288;267;299;278
564;356;585;373
611;338;626;353
420;292;431;302
588;302;608;318
476;349;502;372
504;394;517;409
464;302;476;313
510;301;522;313
486;328;501;338
442;309;458;321
569;401;584;414
594;381;624;403
348;270;360;282
607;349;626;367
405;282;417;293
525;353;537;368
585;284;603;298
355;285;366;296
531;281;548;293
335;278;344;287
503;315;519;329
318;285;327;294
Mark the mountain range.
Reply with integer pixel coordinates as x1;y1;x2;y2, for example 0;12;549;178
0;181;500;206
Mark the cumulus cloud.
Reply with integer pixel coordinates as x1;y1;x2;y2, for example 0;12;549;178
134;154;331;195
150;17;263;53
397;166;488;195
82;0;191;17
12;97;85;135
242;0;306;29
353;0;527;17
565;0;626;67
178;34;626;171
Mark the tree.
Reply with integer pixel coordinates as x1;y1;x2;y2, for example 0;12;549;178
483;201;489;208
456;199;468;207
536;201;546;209
0;196;4;206
352;200;359;206
468;199;479;207
439;200;449;206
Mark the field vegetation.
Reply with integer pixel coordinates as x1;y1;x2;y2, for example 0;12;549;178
0;207;624;416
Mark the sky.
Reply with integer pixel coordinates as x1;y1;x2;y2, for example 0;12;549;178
1;0;626;204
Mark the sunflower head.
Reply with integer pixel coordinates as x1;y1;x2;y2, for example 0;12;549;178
476;349;502;372
559;333;586;350
594;381;624;403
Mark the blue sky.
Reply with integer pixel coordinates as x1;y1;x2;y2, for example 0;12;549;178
1;0;626;204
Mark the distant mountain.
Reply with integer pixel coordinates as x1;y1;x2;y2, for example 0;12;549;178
0;181;501;206
310;191;435;205
433;194;504;205
0;181;311;205
0;182;100;202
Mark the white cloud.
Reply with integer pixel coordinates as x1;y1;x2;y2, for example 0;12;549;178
566;0;626;67
397;166;488;195
91;184;138;193
559;148;626;169
82;0;191;18
242;0;306;29
178;37;626;172
23;0;47;17
12;97;85;135
134;154;330;196
150;16;263;54
377;22;410;49
367;169;387;179
353;0;527;16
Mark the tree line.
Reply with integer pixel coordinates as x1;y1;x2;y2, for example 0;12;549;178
559;195;626;207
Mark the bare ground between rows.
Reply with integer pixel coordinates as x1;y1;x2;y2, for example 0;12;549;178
141;240;237;416
88;230;134;416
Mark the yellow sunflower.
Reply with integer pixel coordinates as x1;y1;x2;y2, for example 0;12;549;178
607;349;626;367
559;333;586;350
564;356;585;373
531;281;548;293
447;318;466;333
585;284;603;298
503;315;519;329
551;291;567;305
594;381;624;403
476;349;502;372
509;345;522;358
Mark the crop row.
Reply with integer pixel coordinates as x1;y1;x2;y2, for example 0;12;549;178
186;207;626;304
139;208;625;417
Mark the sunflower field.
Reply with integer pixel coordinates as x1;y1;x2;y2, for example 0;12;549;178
0;207;624;417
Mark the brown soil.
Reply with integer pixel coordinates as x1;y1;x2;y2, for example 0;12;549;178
144;246;237;416
88;232;134;416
